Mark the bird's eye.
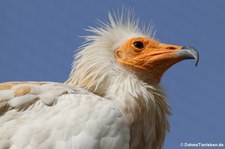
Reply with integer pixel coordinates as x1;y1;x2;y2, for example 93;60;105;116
133;41;144;49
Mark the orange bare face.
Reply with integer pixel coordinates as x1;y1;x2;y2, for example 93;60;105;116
115;37;199;84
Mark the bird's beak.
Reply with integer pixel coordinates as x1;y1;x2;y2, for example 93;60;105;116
142;43;199;68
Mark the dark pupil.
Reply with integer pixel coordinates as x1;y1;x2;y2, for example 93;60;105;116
134;41;144;49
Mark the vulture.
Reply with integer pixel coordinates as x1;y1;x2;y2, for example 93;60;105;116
0;12;199;149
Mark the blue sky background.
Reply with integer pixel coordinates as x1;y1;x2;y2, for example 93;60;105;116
0;0;224;148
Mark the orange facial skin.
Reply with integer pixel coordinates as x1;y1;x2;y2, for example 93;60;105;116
115;37;183;84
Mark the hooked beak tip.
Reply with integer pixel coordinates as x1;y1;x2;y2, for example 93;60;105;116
177;46;199;66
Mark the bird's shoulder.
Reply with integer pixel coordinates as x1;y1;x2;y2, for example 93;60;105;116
0;81;90;112
0;82;130;149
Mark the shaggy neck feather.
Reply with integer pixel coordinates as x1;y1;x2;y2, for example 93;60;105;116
66;67;171;148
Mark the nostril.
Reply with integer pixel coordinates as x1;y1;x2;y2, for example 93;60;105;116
167;46;177;50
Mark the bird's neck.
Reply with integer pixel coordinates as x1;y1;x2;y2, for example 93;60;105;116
66;71;170;148
106;74;171;148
